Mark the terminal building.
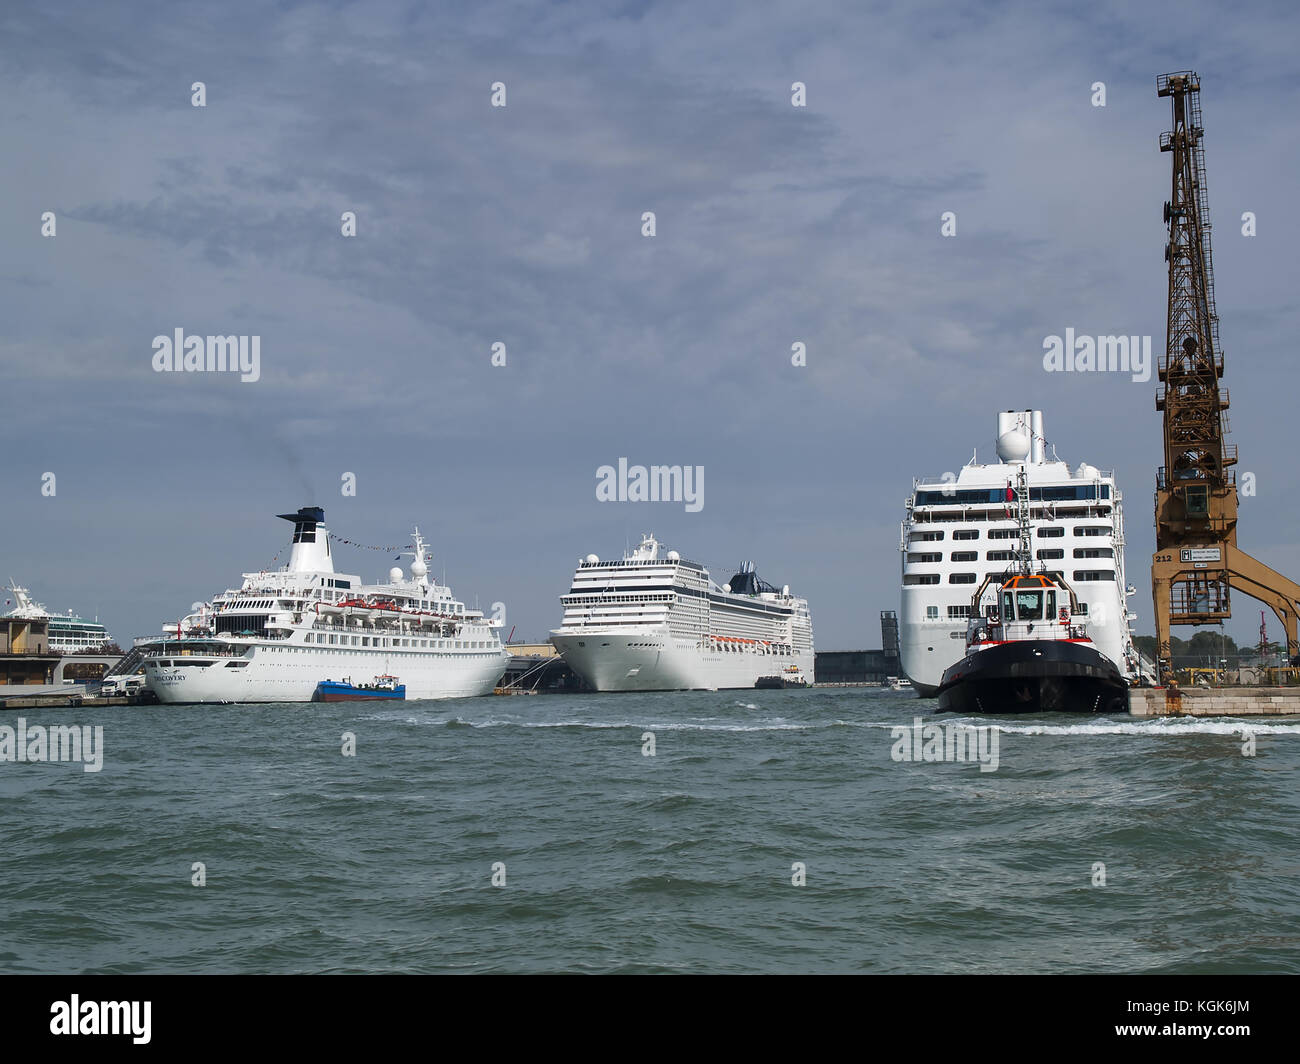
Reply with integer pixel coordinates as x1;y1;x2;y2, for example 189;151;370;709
0;613;58;686
812;612;902;685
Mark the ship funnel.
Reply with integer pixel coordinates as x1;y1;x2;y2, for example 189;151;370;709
276;506;334;574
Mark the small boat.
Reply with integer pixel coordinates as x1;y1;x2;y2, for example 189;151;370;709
887;676;913;692
313;675;406;702
755;664;810;689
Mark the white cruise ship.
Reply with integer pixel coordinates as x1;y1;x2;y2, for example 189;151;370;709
900;410;1139;696
550;534;814;691
5;583;114;652
141;507;508;703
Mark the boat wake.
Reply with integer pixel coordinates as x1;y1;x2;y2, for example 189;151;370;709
938;718;1300;737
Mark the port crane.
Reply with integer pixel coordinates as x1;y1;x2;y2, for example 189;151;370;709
1151;71;1300;677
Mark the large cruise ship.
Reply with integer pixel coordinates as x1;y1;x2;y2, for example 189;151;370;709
140;507;508;703
900;410;1139;696
550;534;814;691
5;583;114;652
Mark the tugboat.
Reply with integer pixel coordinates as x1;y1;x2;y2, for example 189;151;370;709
755;664;810;689
935;469;1130;715
313;675;406;702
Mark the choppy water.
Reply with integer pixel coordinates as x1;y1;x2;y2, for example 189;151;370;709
2;688;1297;973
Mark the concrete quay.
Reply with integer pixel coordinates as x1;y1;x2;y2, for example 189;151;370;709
1130;686;1300;717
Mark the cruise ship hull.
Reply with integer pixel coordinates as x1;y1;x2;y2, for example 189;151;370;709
935;640;1130;715
897;617;956;697
146;645;508;704
551;630;813;692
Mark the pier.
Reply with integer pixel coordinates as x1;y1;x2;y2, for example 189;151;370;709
497;643;589;693
1130;685;1300;717
0;692;135;710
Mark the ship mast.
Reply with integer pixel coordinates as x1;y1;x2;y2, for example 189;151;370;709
1014;467;1033;576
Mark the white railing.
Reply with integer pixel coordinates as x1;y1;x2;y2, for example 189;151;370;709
973;620;1088;644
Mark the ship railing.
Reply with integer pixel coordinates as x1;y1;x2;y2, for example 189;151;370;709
145;642;251;658
978;620;1087;643
907;504;1114;525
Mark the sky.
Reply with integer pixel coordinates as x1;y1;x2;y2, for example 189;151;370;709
2;0;1299;650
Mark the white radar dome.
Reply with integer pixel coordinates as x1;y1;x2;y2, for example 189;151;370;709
586;554;600;564
667;550;680;561
723;583;731;593
389;567;403;583
410;557;428;579
996;429;1031;463
1076;463;1100;479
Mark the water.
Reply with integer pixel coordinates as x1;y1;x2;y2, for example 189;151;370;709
2;688;1298;973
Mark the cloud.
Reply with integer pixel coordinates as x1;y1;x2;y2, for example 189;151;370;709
1;0;1297;647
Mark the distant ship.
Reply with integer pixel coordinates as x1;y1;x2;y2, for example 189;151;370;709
5;582;113;652
550;534;814;691
900;410;1139;696
755;664;811;689
138;507;508;704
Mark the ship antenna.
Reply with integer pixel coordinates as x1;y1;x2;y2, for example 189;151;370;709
1015;466;1034;575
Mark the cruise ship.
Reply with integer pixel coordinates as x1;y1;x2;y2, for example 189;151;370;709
139;507;508;703
900;410;1139;696
5;583;114;652
550;534;814;691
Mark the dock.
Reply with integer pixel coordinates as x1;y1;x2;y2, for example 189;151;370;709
496;644;589;693
0;693;134;710
1130;686;1300;717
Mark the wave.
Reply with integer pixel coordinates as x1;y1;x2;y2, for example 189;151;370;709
359;711;1299;737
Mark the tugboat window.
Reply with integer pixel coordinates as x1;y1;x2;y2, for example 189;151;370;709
1015;591;1044;620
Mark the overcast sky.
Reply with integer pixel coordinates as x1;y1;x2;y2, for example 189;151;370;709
2;0;1298;650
